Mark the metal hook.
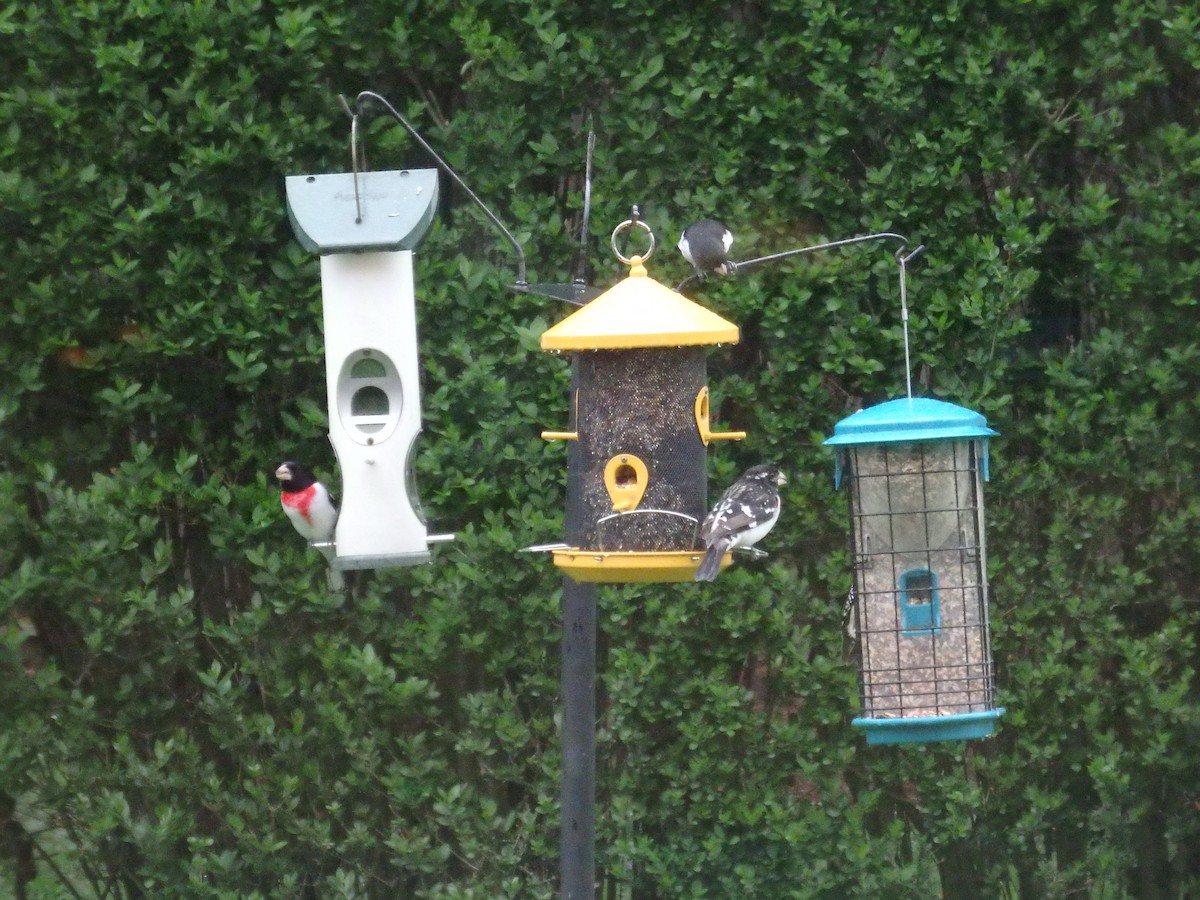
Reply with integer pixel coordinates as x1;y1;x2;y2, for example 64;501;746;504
338;95;370;224
594;508;699;552
897;243;925;267
350;112;364;224
353;90;528;285
511;125;604;307
896;243;925;399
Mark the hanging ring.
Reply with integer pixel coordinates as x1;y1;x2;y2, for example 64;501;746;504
611;219;655;264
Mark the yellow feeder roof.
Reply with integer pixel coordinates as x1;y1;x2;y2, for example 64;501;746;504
540;257;740;351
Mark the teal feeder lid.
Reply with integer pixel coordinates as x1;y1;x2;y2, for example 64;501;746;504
824;397;998;447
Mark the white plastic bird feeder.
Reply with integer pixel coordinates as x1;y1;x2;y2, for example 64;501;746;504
285;168;451;569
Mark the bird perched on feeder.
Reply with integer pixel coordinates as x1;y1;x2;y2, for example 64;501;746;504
275;461;344;590
678;218;736;279
694;464;787;582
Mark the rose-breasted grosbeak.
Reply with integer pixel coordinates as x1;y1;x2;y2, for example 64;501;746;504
694;464;786;582
678;219;735;278
275;461;344;591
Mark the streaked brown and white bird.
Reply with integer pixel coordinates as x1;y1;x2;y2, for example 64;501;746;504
275;461;344;591
694;464;786;582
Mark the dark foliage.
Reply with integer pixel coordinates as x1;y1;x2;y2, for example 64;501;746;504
1;1;1198;896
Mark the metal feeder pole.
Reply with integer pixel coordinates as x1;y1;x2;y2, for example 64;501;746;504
347;90;606;898
560;577;597;899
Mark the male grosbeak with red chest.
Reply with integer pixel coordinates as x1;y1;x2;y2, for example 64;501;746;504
275;461;344;590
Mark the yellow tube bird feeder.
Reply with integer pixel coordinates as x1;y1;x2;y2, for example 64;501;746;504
538;222;745;582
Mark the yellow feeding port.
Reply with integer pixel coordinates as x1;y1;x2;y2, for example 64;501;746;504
603;453;649;511
552;549;732;583
540;257;739;351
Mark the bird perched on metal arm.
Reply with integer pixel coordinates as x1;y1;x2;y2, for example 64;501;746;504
678;218;736;279
694;464;786;582
275;461;345;591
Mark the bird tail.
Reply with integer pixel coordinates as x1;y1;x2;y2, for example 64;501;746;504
316;545;346;592
325;566;346;592
694;540;731;582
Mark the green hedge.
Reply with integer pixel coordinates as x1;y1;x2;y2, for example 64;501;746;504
2;1;1198;896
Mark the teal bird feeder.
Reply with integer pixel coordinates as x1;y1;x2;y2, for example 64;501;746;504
826;397;1004;744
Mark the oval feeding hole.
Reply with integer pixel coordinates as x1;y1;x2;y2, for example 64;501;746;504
351;357;387;379
614;464;638;487
351;386;389;417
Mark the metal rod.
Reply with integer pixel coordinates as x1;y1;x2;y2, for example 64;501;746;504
595;509;699;526
675;231;910;293
352;90;528;285
896;244;925;400
560;577;596;900
738;231;910;269
350;112;363;224
900;251;912;399
573;128;595;285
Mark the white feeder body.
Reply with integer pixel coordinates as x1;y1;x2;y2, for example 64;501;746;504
320;251;429;568
285;169;445;570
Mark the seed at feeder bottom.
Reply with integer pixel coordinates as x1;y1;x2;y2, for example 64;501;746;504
873;707;960;719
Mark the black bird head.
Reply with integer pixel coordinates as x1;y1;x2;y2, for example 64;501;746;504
275;461;317;493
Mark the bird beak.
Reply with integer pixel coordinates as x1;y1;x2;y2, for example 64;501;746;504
274;464;291;481
777;472;788;486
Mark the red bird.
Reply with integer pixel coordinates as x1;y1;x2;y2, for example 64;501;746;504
275;461;344;590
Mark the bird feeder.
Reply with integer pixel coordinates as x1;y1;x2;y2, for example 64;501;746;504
825;397;1004;744
284;166;451;569
539;222;745;582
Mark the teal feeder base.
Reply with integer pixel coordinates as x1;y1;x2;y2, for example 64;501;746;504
852;709;1005;745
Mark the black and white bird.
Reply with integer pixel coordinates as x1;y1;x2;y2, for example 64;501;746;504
678;218;735;279
275;461;344;591
694;464;787;582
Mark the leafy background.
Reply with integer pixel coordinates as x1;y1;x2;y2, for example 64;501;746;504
1;0;1198;896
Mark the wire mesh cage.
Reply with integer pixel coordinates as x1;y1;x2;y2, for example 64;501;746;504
848;440;995;719
827;398;1004;744
566;347;707;551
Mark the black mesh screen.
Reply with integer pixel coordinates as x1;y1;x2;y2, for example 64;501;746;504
565;348;708;551
845;440;998;720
